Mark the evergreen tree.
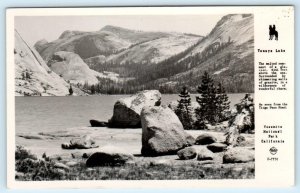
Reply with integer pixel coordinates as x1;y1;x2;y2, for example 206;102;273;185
69;85;73;95
216;82;231;122
196;71;218;125
25;71;31;79
175;86;193;130
90;85;96;94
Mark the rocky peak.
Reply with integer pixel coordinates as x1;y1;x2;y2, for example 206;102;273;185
35;38;48;46
34;39;49;53
100;25;134;33
14;30;70;96
58;30;85;39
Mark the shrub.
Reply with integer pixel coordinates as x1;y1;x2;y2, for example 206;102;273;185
15;146;37;161
15;146;65;181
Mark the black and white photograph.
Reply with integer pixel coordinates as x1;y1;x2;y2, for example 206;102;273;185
13;11;256;181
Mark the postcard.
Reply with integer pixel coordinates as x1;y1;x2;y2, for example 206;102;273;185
6;6;294;188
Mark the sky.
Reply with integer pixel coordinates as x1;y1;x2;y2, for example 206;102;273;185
15;15;225;46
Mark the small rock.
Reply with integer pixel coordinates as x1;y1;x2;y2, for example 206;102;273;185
195;133;217;145
70;135;98;149
223;147;255;163
177;147;197;160
62;135;98;149
118;169;128;176
71;152;83;159
86;168;96;172
61;143;71;149
15;172;25;179
145;172;154;178
237;135;246;144
151;159;173;166
207;143;228;153
65;161;78;167
197;147;215;161
90;120;108;127
54;162;70;170
124;160;136;166
231;167;243;173
56;169;66;175
82;152;92;159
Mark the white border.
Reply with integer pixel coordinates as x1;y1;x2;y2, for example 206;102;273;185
6;6;295;189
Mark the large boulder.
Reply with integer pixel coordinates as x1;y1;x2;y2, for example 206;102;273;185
86;151;134;167
109;90;161;128
177;147;197;160
141;106;195;156
61;135;98;149
223;147;254;163
195;133;217;145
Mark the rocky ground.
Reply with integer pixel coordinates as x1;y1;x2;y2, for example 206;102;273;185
16;127;255;180
17;127;254;158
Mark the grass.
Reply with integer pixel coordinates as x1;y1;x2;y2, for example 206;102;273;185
62;162;254;180
15;146;254;181
16;162;255;180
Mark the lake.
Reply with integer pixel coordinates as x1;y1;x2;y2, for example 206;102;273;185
15;94;247;134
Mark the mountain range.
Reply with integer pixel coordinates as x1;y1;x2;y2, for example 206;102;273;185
15;14;254;96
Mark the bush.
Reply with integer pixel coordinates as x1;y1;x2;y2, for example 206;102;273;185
16;158;65;181
15;146;37;161
15;146;65;181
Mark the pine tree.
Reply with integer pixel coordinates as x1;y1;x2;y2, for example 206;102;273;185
216;82;231;122
90;85;96;94
196;71;218;125
175;86;193;130
69;85;73;95
25;71;31;79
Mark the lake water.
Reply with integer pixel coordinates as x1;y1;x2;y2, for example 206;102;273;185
15;94;247;134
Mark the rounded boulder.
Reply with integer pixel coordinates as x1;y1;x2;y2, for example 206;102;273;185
223;147;255;163
109;90;161;128
177;147;197;160
141;106;195;156
195;133;217;145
